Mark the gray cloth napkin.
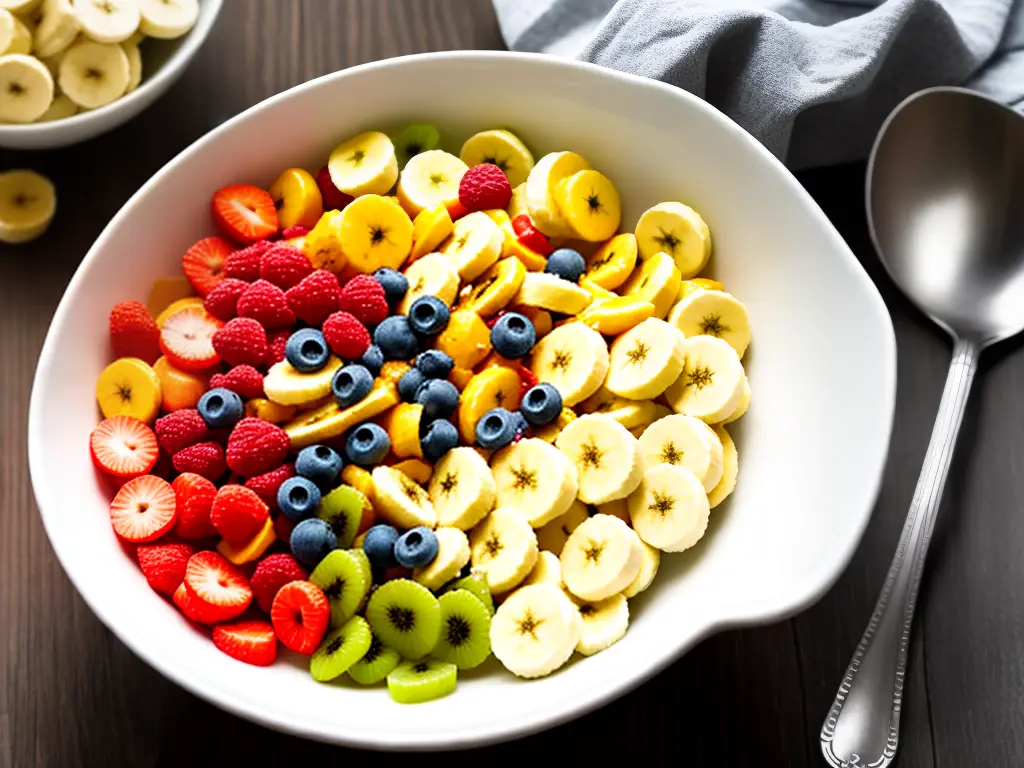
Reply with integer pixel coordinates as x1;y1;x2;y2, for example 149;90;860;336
492;0;1024;170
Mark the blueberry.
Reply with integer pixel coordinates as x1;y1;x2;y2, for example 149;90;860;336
374;315;420;360
398;367;426;403
290;517;337;567
332;363;374;408
520;383;563;426
295;444;343;488
475;407;518;449
420;418;459;463
362;523;399;570
285;328;331;372
345;422;390;466
407;295;450;336
415;378;460;421
414;349;454;379
361;344;385;377
277;476;322;520
197;387;243;429
373;268;409;307
394;526;439;568
490;312;536;359
545;248;586;283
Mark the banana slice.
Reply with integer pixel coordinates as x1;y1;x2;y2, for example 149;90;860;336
606;317;686;400
33;0;80;58
635;201;712;278
0;169;56;244
121;35;141;91
513;272;591;315
460;256;525;317
396;149;468;218
399;250;460;313
668;289;751;359
0;0;41;14
263;356;343;407
663;335;745;423
490;582;580;678
528;322;609;406
71;0;139;43
571;592;629;656
524;151;590;238
0;54;53;122
339;193;413;273
535;499;588;556
628;463;710;552
413;527;471;591
621;251;682;319
596;497;630;524
372;465;438;530
469;507;539;594
283;381;398;448
0;10;32;54
137;0;194;38
490;438;579;528
554;169;621;242
577;296;654;337
410;203;453;262
460;129;535;188
583;232;637;290
639;413;724;492
721;375;751;424
555;414;644;505
439;211;503;282
35;92;78;121
579;276;617;305
708;424;738;508
58;39;129;108
560;513;641;601
531;406;577;445
507;182;528;221
621;529;660;598
328;130;399;197
596;397;658;430
522;550;562;588
428;446;497;531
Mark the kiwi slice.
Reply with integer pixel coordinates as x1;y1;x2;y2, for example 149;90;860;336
317;485;366;548
348;632;401;685
433;590;491;670
310;615;372;682
386;659;458;704
365;578;441;660
446;570;494;616
310;549;371;627
391;124;441;168
351;546;371;584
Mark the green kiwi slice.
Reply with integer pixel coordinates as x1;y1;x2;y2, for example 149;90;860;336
309;549;370;627
317;485;366;548
386;659;458;704
348;632;401;685
446;570;494;616
391;124;441;168
433;590;491;670
364;578;441;660
310;616;372;682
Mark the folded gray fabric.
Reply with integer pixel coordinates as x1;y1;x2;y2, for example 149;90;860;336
492;0;1024;170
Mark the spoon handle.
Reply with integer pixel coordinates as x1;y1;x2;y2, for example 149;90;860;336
820;338;978;768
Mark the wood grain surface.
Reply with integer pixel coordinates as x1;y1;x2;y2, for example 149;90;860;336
4;2;1024;766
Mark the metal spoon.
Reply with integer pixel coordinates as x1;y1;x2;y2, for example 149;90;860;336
820;87;1024;768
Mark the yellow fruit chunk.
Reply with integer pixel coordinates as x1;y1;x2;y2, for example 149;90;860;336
483;208;514;240
554;169;621;242
146;276;193;318
391;458;433;485
244;398;298;424
153;356;208;412
410;203;453;263
218;517;275;565
448;365;474;391
504;237;547;272
532;407;577;444
0;169;55;244
269;167;324;230
507;183;528;220
327;130;398;196
678;277;724;301
155;297;203;328
577;296;656;336
96;357;162;423
400;251;461;313
584;233;638;290
481;351;519;372
435;310;492;370
303;210;347;273
381;402;424;459
621;252;682;319
284;381;399;448
342;465;376;508
580;277;617;305
462;257;526;317
380;361;412;386
339;194;413;273
513;305;552;339
397;150;468;218
457;366;522;443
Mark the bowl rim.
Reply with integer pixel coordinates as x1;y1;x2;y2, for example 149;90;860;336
28;50;897;750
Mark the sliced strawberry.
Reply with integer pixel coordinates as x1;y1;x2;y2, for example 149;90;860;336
183;550;253;623
212;184;279;245
109;475;178;543
181;236;234;297
269;580;329;655
172;472;218;539
159;306;224;372
89;416;159;479
212;619;277;666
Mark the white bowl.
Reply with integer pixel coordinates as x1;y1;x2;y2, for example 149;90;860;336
0;0;222;150
28;52;896;750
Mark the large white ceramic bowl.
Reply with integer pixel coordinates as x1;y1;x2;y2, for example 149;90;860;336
28;52;896;750
0;0;222;150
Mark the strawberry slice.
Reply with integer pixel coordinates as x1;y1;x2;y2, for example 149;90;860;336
182;550;253;624
181;236;233;297
212;619;278;666
211;184;279;245
270;580;329;655
109;475;178;543
90;415;159;478
159;305;224;372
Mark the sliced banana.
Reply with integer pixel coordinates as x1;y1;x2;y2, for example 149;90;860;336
708;424;738;509
522;549;562;588
638;413;724;492
440;210;503;282
0;169;56;244
595;397;658;430
721;375;751;424
490;438;579;528
663;335;745;423
263;356;342;406
606;317;686;400
413;527;471;591
121;35;141;92
328;130;399;197
535;500;588;556
621;529;660;598
490;582;581;678
628;463;710;552
460;128;535;188
35;91;77;120
396;149;468;218
460;256;525;317
137;0;195;39
469;506;539;594
0;9;32;54
528;322;609;407
399;250;460;313
513;272;591;316
0;54;53;123
0;0;41;14
668;288;751;359
561;513;642;601
621;251;682;319
584;232;638;290
634;201;712;278
596;497;631;525
33;0;80;58
554;169;621;242
428;446;496;531
524;151;590;238
371;465;438;529
71;0;139;43
507;182;528;221
58;39;129;108
555;414;644;505
571;592;629;656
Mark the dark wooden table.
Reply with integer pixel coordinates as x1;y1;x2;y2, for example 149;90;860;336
4;2;1024;766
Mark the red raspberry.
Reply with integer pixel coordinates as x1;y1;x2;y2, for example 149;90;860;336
250;552;308;613
211;484;269;543
212;318;268;368
236;279;296;330
203;278;249;321
315;165;354;211
226;417;290;477
137;542;195;595
511;214;554;256
337;274;388;327
459;164;512;212
209;364;265;400
172;441;226;481
285;270;340;327
109;300;160;363
154;409;208;455
321;311;371;359
259;244;313;290
281;225;309;239
245;463;295;507
265;329;290;366
172;472;218;539
223;240;273;281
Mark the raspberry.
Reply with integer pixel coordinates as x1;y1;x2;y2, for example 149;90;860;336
172;472;218;539
250;552;308;613
236;279;296;330
109;300;160;363
274;514;296;544
459;164;512;212
321;311;371;360
223;240;273;281
337;274;388;327
265;329;290;366
137;542;195;595
285;269;340;327
210;484;270;543
511;214;554;256
315;165;354;211
209;364;265;400
281;225;309;239
154;409;208;455
259;244;313;290
172;441;227;480
212;317;268;367
244;463;295;507
203;278;249;321
226;417;290;477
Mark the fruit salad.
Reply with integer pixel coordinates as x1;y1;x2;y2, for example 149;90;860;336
88;122;752;704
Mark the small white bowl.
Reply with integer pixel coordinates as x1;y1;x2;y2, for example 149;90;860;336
28;52;896;750
0;0;222;150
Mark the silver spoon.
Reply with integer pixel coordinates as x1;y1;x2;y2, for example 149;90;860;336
820;86;1024;768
